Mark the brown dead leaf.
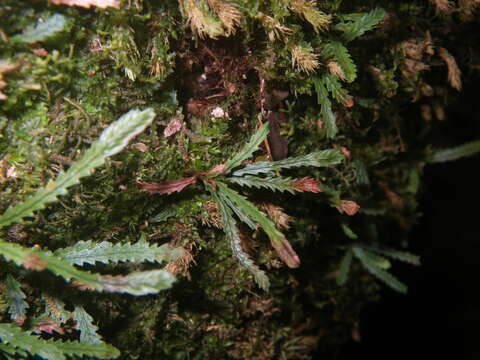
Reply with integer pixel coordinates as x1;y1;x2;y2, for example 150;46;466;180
50;0;120;9
327;61;346;81
292;177;322;193
270;235;300;268
438;47;462;91
136;177;197;195
335;200;360;216
260;203;292;230
32;320;64;335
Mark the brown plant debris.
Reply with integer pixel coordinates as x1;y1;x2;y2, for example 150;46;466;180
437;47;462;91
259;203;292;230
335;200;360;216
137;177;197;195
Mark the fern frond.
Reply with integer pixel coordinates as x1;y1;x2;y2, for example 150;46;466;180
0;240;176;295
52;340;120;359
73;306;103;344
0;108;155;227
336;248;353;286
216;190;257;230
352;246;407;293
211;189;270;290
335;8;386;42
428;140;480;163
313;77;337;139
12;14;67;43
0;323;120;359
0;323;63;360
228;176;296;193
321;42;357;83
54;240;183;266
223;122;270;174
217;182;300;268
4;275;28;325
363;245;421;266
0;240;101;290
232;150;343;176
99;269;175;295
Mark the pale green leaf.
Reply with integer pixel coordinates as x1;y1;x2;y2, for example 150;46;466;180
0;240;101;290
232;150;343;176
428;140;480;163
0;108;155;227
99;269;175;295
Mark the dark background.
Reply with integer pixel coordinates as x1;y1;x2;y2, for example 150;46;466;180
338;75;480;360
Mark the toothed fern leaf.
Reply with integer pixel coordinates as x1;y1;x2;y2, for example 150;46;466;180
223;122;270;174
4;275;28;325
335;8;386;42
0;108;156;227
54;240;183;266
0;323;120;360
428;140;480;163
228;176;296;193
232;150;343;176
352;245;407;293
211;189;270;291
313;77;338;139
73;306;103;345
